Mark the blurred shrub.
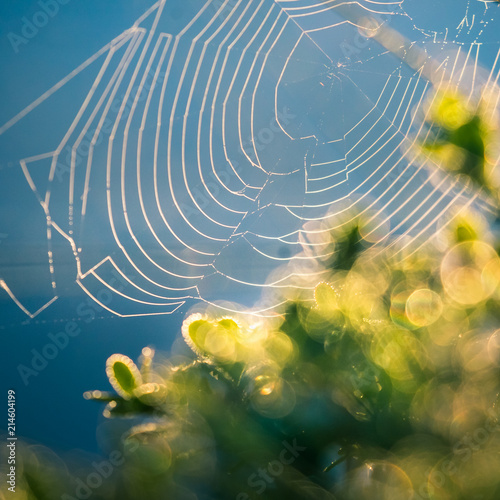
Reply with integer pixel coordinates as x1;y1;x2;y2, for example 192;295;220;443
80;194;500;498
5;89;500;500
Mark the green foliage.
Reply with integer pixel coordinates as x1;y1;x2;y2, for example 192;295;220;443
420;89;500;201
78;196;500;499
109;358;140;396
6;88;500;500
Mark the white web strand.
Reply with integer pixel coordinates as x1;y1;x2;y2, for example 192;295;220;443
1;0;499;319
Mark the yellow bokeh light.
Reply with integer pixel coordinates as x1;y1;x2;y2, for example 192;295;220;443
406;289;443;327
441;241;500;305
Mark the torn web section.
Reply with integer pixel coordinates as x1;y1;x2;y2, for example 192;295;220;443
273;32;349;206
402;0;500;45
0;164;57;317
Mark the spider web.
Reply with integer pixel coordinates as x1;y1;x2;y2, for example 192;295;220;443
0;0;499;319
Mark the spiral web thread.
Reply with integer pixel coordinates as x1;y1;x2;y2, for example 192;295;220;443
0;0;499;319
